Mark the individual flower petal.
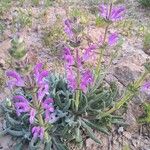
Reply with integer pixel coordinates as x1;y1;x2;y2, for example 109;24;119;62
45;111;59;123
38;84;49;102
64;27;74;39
13;95;30;116
64;19;73;29
32;126;44;140
32;126;39;139
110;6;125;21
34;63;49;86
64;47;74;66
108;33;119;46
42;98;54;112
29;108;36;124
15;102;30;116
39;127;44;140
66;67;77;91
82;44;97;61
34;63;43;78
99;4;125;22
80;70;94;93
6;70;24;89
99;4;109;20
141;81;150;94
13;95;29;103
64;19;74;39
37;70;49;86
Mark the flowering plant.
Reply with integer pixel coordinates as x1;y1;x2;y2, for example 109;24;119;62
59;2;149;146
0;64;68;149
0;2;150;150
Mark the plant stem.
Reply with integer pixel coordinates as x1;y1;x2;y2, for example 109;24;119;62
75;49;81;111
101;71;149;117
95;2;113;82
33;93;49;141
95;24;109;83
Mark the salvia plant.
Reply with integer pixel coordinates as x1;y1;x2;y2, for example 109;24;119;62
0;1;150;150
8;35;33;75
9;35;27;60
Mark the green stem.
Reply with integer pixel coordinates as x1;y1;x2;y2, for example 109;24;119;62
95;2;113;80
33;93;49;141
101;71;149;117
95;25;109;82
96;48;104;77
75;49;81;112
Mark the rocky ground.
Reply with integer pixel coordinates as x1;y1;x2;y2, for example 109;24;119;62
0;0;150;149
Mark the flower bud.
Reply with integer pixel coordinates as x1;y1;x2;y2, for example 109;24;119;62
9;36;27;60
5;98;12;107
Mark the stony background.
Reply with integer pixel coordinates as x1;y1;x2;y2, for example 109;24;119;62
0;0;150;149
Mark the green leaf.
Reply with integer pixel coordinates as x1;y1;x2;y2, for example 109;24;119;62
123;144;131;150
83;119;109;135
52;137;69;150
75;127;83;143
45;141;52;150
6;113;21;125
63;91;72;111
0;129;8;138
7;129;24;137
1;101;13;113
29;138;40;150
111;119;127;125
88;91;109;112
14;142;23;150
78;93;88;114
80;119;101;144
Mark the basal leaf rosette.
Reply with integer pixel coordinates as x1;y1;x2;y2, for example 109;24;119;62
1;63;67;149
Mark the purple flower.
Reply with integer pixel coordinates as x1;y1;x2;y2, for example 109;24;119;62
29;108;36;124
64;27;74;39
110;6;125;22
13;95;30;116
64;19;74;39
99;4;125;22
32;126;44;140
141;81;150;94
82;44;97;61
64;47;74;66
34;63;49;86
45;112;59;123
108;33;119;46
15;102;30;116
66;67;77;91
6;70;24;89
37;70;49;86
64;19;72;29
34;63;43;77
99;4;109;20
37;84;49;102
42;98;54;112
80;70;94;93
42;98;56;122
